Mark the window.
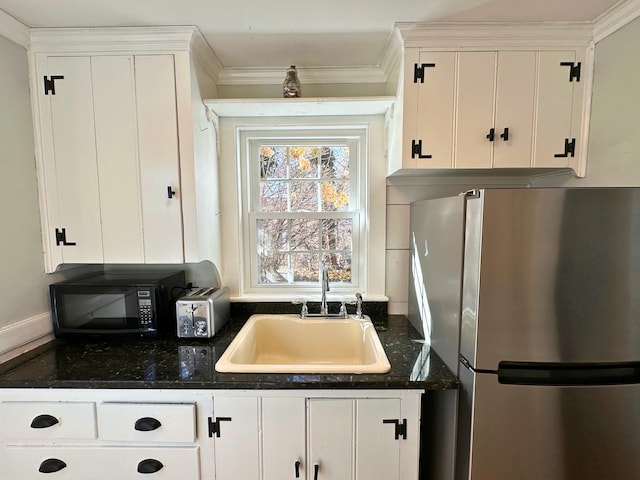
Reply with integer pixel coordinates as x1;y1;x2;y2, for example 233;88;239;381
240;127;366;293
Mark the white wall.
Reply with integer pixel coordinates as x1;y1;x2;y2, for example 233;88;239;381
0;33;56;357
534;16;640;187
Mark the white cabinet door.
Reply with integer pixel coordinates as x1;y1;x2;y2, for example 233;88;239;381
212;396;260;480
410;51;456;169
534;51;577;168
308;399;354;480
135;55;184;263
356;398;402;480
455;52;497;169
92;55;145;263
493;51;537;168
40;56;103;265
263;397;307;480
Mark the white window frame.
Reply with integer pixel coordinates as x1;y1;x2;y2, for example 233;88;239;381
238;126;368;295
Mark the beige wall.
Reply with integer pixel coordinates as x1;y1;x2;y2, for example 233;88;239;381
0;34;52;328
534;16;640;187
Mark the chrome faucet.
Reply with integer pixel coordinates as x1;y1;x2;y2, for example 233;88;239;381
320;260;330;315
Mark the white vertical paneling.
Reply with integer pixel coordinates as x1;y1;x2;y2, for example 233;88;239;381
493;51;537;168
46;56;103;264
134;54;184;263
455;51;496;169
534;51;576;167
308;399;354;480
356;398;402;479
386;205;410;250
91;55;144;263
262;397;306;480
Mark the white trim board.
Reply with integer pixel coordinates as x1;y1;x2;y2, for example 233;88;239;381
0;312;53;357
0;8;29;47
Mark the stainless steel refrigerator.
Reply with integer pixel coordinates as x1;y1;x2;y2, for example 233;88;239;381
409;187;640;480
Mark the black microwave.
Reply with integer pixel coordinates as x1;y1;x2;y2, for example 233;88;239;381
50;270;186;337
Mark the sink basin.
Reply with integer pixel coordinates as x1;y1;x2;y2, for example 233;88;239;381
214;314;391;374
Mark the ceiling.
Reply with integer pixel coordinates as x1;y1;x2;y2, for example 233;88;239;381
0;0;625;70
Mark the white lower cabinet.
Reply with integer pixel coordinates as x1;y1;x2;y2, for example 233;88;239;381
0;388;423;480
210;391;421;480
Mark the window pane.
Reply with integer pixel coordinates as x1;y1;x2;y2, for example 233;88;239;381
322;219;352;250
321;180;350;212
258;252;290;284
291;219;320;251
291;181;318;212
292;253;319;282
260;146;288;179
320;146;350;179
323;253;352;284
289;147;319;179
257;219;288;250
260;181;288;212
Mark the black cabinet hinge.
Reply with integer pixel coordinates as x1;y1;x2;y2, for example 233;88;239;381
411;139;432;159
554;138;576;158
560;62;581;82
43;75;64;95
55;228;76;246
383;418;407;440
208;416;232;438
413;63;436;83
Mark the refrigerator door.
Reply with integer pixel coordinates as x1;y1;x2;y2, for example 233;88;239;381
457;365;640;480
461;188;640;370
408;195;466;374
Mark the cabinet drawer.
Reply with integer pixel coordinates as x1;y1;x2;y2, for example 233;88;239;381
97;403;196;443
0;401;96;440
2;446;199;479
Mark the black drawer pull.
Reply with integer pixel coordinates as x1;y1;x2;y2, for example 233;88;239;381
314;463;320;480
39;458;67;473
135;417;162;432
137;459;164;474
30;414;59;429
295;460;301;478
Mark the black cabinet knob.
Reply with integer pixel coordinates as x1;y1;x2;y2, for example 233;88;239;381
39;458;67;473
135;417;162;432
137;459;164;474
30;414;59;429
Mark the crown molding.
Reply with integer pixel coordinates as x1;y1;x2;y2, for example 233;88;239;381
593;0;640;42
217;64;387;86
0;8;29;47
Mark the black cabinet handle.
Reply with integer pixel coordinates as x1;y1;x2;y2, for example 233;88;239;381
314;463;319;480
39;458;67;473
486;128;495;142
295;460;301;478
167;186;176;199
500;127;509;141
135;417;162;432
30;414;59;429
137;459;164;474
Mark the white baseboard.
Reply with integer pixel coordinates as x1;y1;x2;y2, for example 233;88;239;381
0;313;54;363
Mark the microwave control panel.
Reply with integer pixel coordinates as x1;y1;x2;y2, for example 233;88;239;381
137;290;154;329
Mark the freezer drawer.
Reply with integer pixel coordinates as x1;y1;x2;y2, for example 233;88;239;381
457;367;640;480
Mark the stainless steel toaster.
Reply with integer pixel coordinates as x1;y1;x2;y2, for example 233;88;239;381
176;286;230;338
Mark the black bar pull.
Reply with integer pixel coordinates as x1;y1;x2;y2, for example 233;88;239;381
135;417;162;432
413;63;436;83
167;186;176;199
208;416;232;437
295;460;301;478
39;459;67;473
411;139;432;159
314;463;320;480
31;414;59;429
43;75;64;95
486;128;495;142
55;228;76;246
500;127;509;141
560;61;581;82
554;138;576;158
137;459;164;474
383;418;408;440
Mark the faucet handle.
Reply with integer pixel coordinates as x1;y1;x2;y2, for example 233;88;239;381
354;293;364;319
292;299;309;318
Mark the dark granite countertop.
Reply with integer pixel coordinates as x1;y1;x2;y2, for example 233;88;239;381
0;315;458;391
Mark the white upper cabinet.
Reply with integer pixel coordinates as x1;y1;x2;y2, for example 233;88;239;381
30;27;221;272
391;24;594;177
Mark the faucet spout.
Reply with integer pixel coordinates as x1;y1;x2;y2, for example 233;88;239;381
320;260;330;315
